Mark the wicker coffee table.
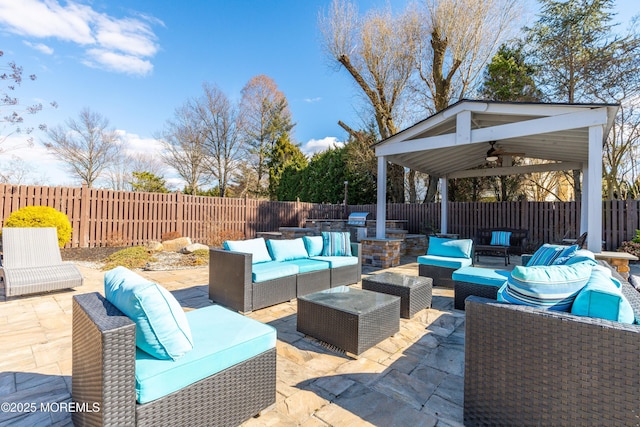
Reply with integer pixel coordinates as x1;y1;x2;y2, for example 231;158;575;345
297;286;400;356
362;272;432;318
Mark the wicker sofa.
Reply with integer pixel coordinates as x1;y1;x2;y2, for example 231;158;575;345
464;262;640;426
72;292;276;427
209;237;362;313
418;236;474;287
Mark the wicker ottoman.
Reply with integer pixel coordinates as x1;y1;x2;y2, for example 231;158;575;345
362;272;432;318
452;266;510;310
297;286;400;356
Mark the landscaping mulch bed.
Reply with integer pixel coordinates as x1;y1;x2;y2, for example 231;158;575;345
60;246;209;271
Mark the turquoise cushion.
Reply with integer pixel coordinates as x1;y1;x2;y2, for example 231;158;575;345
267;238;309;261
310;255;358;268
280;258;330;273
490;231;511;246
571;268;634;323
224;237;272;264
303;236;324;257
251;261;298;283
427;237;473;259
526;244;567;266
497;261;594;311
551;245;579;265
321;231;352;256
135;304;277;404
104;267;194;361
452;266;510;287
417;254;472;269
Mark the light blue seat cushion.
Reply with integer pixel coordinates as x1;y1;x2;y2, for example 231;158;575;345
280;258;330;273
224;237;272;264
490;231;511;246
427;237;473;259
303;236;324;257
452;266;510;287
571;268;634;324
251;261;298;283
104;266;193;361
310;256;358;268
417;255;473;269
497;261;594;311
135;305;277;404
321;231;352;256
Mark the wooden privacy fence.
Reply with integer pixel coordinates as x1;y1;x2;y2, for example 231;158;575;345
0;184;638;250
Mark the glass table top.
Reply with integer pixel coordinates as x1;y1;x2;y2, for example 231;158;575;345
298;286;399;315
364;272;429;289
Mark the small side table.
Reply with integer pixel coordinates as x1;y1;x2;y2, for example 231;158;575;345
362;272;432;318
594;251;639;279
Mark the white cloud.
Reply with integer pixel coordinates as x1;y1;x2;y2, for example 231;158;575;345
302;136;344;155
304;97;322;103
0;0;161;76
84;48;153;75
23;41;54;55
118;131;164;155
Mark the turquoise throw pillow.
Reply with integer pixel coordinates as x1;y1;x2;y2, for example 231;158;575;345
526;244;566;266
104;266;194;360
321;232;352;256
490;231;511;246
571;268;634;323
497;261;594;311
551;245;579;265
427;236;473;259
224;237;272;264
303;235;324;257
267;238;309;261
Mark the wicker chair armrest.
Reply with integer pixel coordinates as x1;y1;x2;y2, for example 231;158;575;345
72;292;137;426
351;243;362;279
209;248;253;312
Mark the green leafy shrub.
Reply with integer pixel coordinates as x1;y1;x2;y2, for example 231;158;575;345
4;206;72;247
632;229;640;243
102;246;155;271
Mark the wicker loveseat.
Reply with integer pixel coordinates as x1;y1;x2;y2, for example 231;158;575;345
72;291;276;427
209;236;362;313
464;262;640;426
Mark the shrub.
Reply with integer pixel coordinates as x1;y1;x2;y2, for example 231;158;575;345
619;240;640;258
4;206;72;247
102;246;156;271
632;229;640;244
161;231;182;241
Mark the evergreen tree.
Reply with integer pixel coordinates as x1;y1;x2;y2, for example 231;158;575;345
130;171;169;193
268;133;307;200
481;43;541;102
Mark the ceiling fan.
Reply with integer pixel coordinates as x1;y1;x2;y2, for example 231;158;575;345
485;141;525;162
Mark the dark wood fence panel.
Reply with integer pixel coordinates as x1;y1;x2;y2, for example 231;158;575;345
0;184;639;250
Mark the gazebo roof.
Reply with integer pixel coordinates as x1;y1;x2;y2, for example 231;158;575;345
373;99;619;178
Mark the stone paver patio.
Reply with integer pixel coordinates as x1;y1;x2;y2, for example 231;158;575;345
0;255;519;426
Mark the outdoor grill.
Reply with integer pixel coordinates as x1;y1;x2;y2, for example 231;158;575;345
347;212;369;241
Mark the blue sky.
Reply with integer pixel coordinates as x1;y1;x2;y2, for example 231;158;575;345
0;0;638;187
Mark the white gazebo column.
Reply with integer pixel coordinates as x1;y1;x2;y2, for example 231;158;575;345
586;125;603;252
440;177;448;234
580;165;588;234
376;156;387;239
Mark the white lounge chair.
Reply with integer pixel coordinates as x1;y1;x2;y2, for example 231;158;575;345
1;227;83;297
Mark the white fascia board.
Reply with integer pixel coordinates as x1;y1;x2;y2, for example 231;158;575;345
376;133;457;157
471;108;609;143
483;103;596;117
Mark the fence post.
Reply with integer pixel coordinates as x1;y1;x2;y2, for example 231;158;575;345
79;183;90;247
176;191;183;237
244;194;249;238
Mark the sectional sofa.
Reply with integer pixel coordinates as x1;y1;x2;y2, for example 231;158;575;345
209;235;362;313
464;260;640;425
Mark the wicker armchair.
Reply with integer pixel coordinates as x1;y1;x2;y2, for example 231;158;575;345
72;292;276;427
464;264;640;426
